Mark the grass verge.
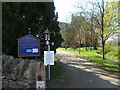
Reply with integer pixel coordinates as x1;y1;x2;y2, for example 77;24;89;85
58;48;119;76
50;57;62;80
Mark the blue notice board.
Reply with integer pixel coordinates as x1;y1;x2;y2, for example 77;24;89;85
17;34;40;57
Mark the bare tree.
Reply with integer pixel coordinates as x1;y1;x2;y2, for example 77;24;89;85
92;0;118;59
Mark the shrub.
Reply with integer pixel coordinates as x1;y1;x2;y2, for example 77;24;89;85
98;46;111;55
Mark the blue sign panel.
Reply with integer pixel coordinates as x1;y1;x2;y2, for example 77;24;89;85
18;35;40;57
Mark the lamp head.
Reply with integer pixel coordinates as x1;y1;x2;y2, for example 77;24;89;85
44;28;51;40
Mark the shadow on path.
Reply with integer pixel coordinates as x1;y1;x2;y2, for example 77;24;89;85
48;50;119;88
48;62;119;88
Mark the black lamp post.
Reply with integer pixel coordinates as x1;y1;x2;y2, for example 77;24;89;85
44;28;51;80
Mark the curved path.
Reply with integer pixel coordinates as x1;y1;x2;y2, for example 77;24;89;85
49;49;119;88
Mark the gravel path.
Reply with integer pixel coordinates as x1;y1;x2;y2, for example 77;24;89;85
49;49;119;88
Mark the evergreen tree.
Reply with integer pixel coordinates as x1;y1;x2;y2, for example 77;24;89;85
2;2;62;57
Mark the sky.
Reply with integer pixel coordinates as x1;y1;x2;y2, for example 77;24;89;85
54;0;76;23
54;0;96;23
54;0;118;23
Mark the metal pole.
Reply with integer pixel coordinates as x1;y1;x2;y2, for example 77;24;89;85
48;64;50;80
47;41;50;80
48;45;50;52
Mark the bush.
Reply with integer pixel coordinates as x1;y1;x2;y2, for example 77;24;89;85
97;46;119;60
98;46;111;55
105;46;119;60
104;46;111;54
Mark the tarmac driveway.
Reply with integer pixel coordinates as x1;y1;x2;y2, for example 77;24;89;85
48;49;119;88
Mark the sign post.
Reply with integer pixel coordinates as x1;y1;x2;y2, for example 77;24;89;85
47;41;51;80
44;28;54;80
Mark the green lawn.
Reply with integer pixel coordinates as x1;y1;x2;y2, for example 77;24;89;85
50;58;62;80
58;46;119;74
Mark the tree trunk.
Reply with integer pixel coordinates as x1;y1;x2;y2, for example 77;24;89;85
89;36;93;51
86;46;88;51
93;41;97;50
79;46;80;54
93;46;97;50
65;47;67;50
101;0;105;59
85;40;88;51
90;47;92;51
101;42;105;60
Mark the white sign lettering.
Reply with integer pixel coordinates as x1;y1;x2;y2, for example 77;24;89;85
32;48;38;53
26;49;32;53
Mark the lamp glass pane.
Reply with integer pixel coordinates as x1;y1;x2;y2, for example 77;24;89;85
45;34;48;40
48;34;50;40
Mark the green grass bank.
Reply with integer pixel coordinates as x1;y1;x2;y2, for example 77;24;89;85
50;58;62;80
58;46;119;75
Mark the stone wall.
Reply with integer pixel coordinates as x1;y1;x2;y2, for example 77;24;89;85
1;55;45;89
